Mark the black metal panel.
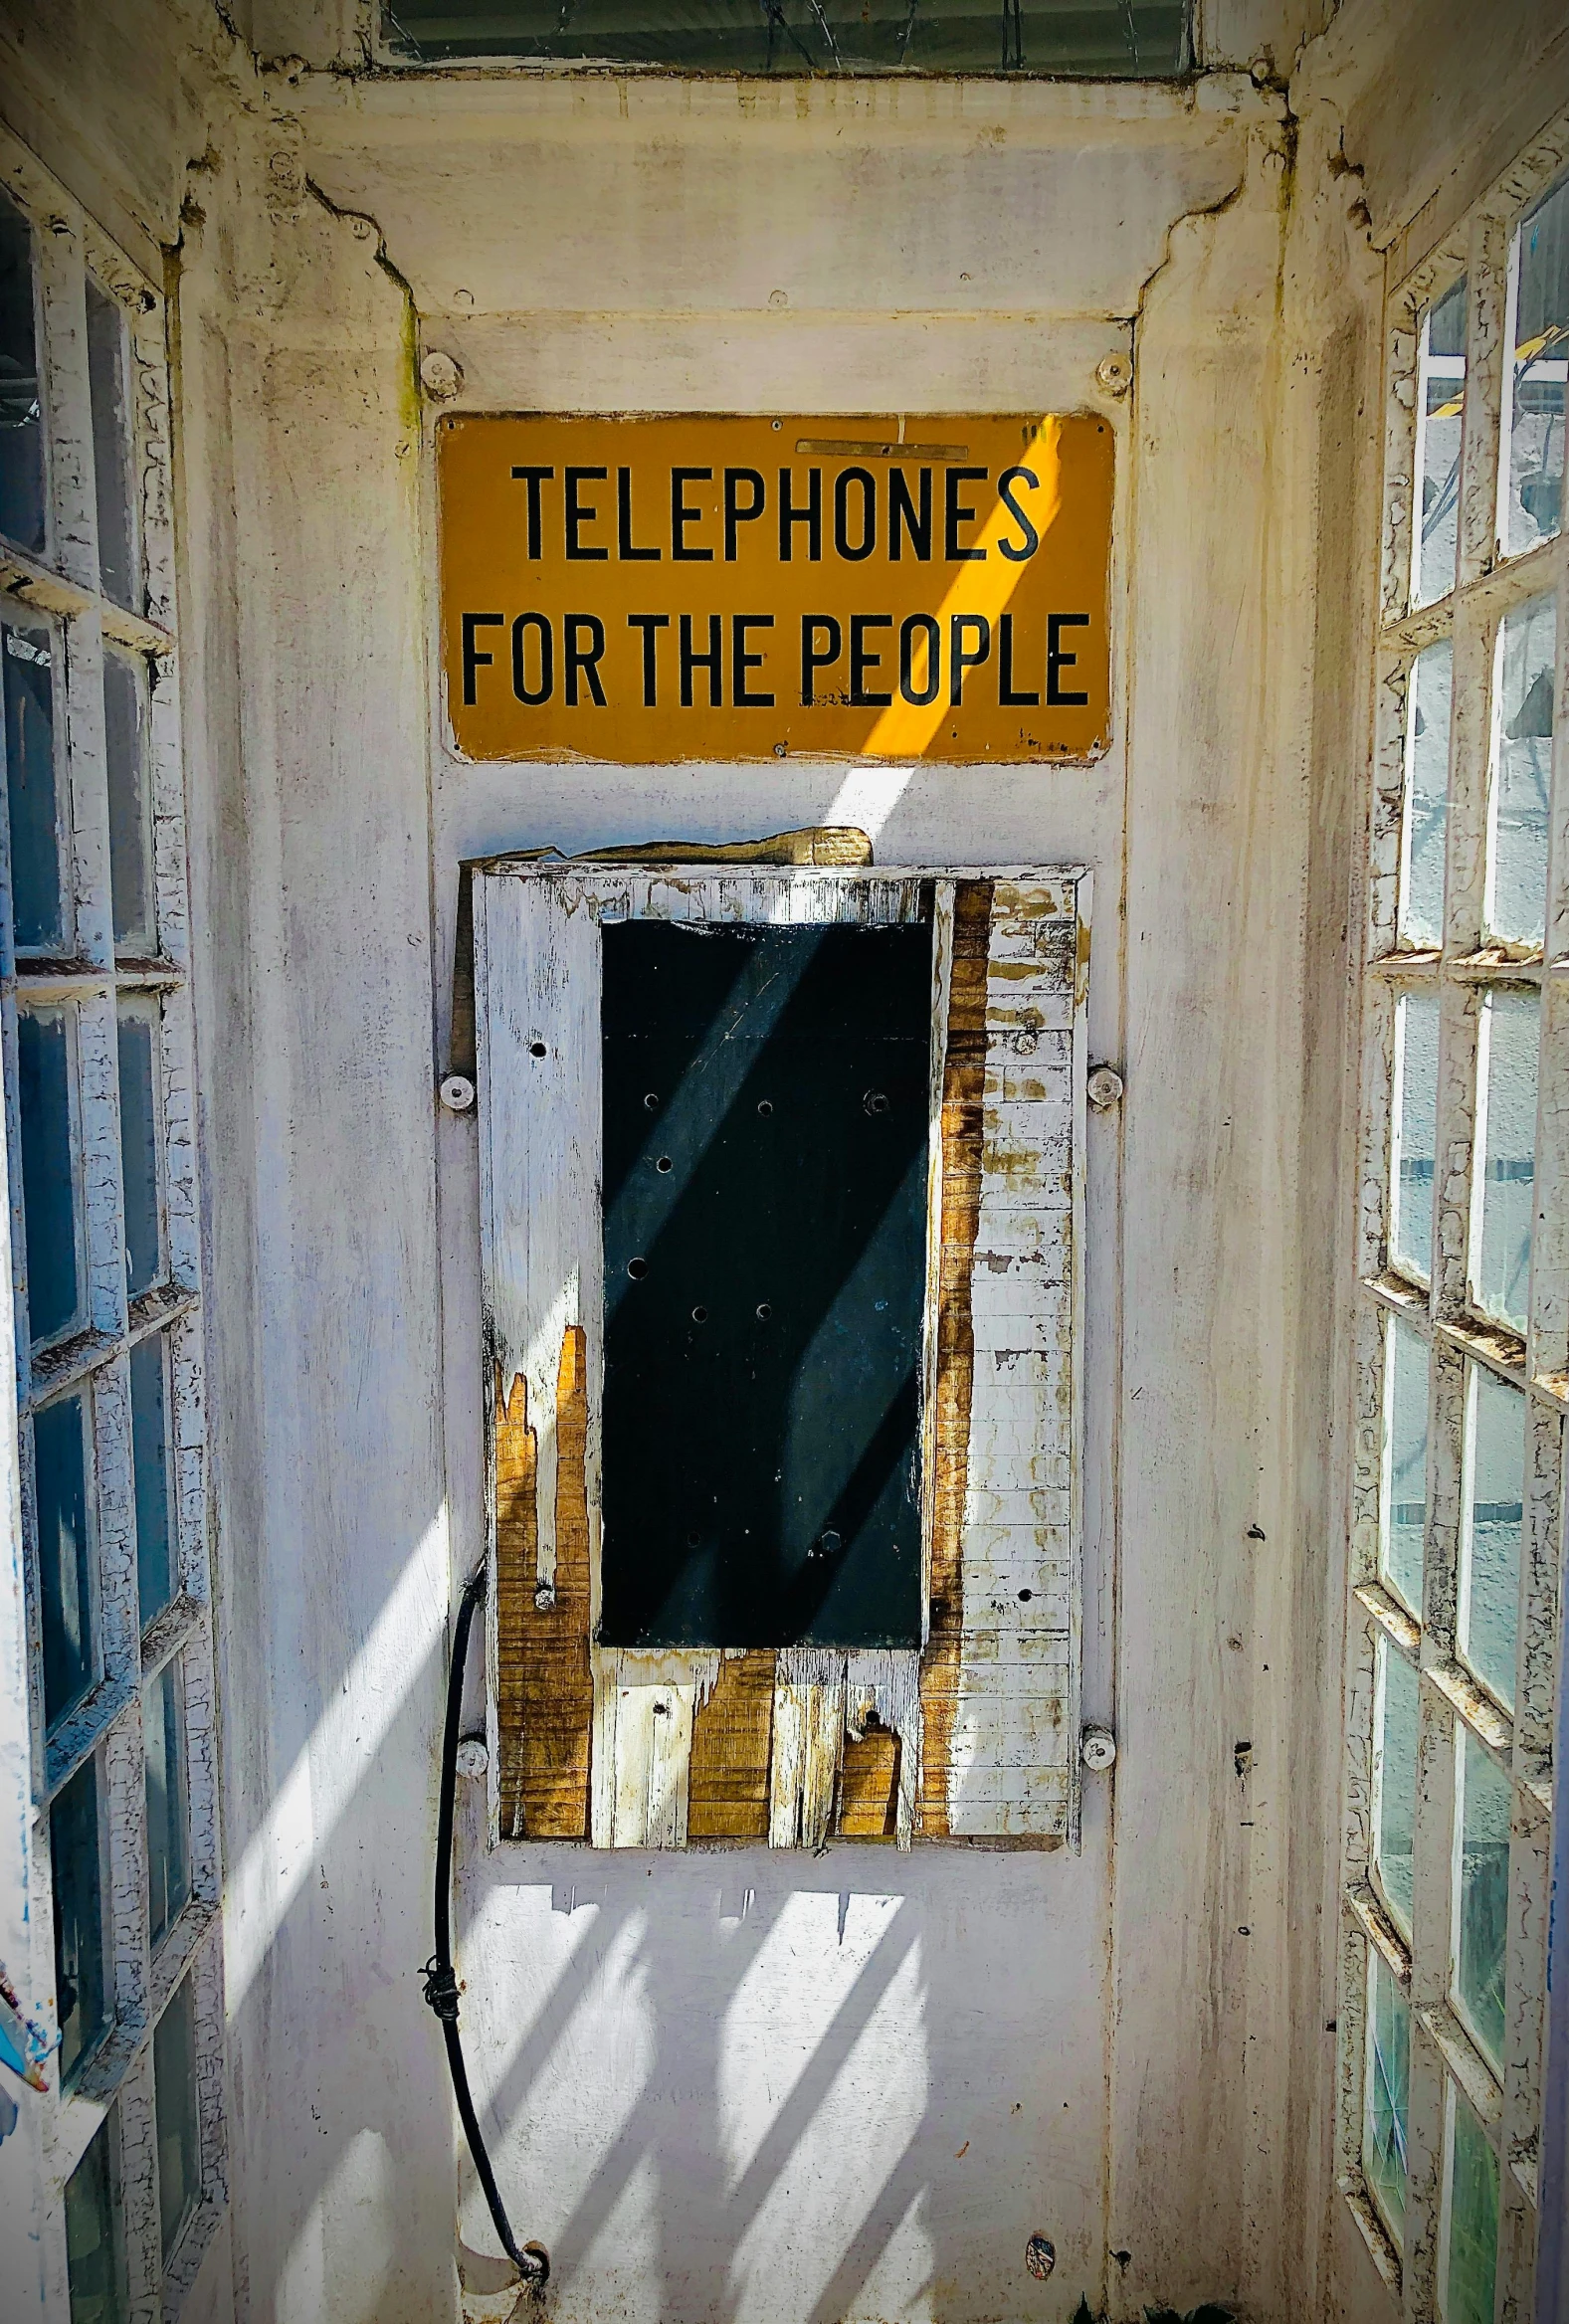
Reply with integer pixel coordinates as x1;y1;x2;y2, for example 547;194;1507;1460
600;910;932;1649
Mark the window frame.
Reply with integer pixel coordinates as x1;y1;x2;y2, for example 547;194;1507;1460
1340;106;1569;2316
0;123;226;2320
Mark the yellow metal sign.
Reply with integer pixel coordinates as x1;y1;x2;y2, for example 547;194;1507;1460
438;413;1112;764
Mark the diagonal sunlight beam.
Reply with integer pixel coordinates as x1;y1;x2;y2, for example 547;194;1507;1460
862;417;1064;760
224;1522;447;2016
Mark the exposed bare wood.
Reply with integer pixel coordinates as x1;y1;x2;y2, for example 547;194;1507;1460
687;1649;775;1840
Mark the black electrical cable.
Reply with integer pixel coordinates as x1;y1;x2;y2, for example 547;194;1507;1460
424;1568;549;2289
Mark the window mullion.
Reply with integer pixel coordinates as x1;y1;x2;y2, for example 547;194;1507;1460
1458;211;1507;593
1445;603;1494;958
33;215;98;598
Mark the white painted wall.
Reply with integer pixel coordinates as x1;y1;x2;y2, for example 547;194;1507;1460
0;4;1565;2321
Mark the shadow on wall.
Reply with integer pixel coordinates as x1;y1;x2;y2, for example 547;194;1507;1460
455;1802;1108;2324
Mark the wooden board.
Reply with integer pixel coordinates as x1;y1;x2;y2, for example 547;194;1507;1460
474;863;1084;1848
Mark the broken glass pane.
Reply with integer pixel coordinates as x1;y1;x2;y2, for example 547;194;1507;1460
66;2107;129;2324
51;1751;106;2088
1486;593;1554;948
1365;1947;1410;2244
0;189;45;556
1502;170;1569;557
382;0;1190;72
1442;2087;1499;2324
1382;1317;1429;1616
1413;277;1467;608
153;1974;200;2261
1374;1637;1419;1937
1400;641;1451;947
104;650;153;952
37;1390;95;1728
19;1007;81;1345
1461;1366;1523;1712
145;1656;190;1951
86;282;135;611
1392;990;1439;1281
1455;1723;1509;2069
1472;988;1537;1333
3;622;62;952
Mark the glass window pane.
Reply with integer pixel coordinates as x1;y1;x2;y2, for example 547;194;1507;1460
103;652;153;952
36;1392;94;1728
0;189;45;556
3;622;62;950
1442;2087;1499;2324
65;2107;129;2324
145;1656;190;1952
1382;1317;1429;1615
153;1974;200;2262
1414;277;1468;607
1374;1638;1419;1937
1364;1947;1410;2244
50;1752;105;2088
1487;592;1555;947
117;1001;161;1299
1400;641;1452;946
19;1006;81;1343
1472;988;1538;1332
1502;170;1569;558
1392;991;1439;1280
86;282;135;611
1456;1725;1510;2070
1461;1367;1524;1710
382;0;1191;72
132;1332;173;1631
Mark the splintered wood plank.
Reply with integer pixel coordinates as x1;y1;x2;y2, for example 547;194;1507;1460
688;1650;776;1840
918;878;992;1837
495;1328;594;1840
769;1649;846;1849
945;879;1083;1843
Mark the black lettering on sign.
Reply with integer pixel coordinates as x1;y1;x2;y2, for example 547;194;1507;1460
510;466;554;561
1047;612;1090;706
723;469;766;562
462;612;503;706
780;469;822;562
834;469;877;563
563;615;606;706
898;613;940;705
888;468;931;562
628;613;669;706
680;613;723;706
996;467;1041;562
672;469;713;562
732;614;775;707
998;613;1039;706
850;614;892;707
565;467;609;561
801;615;842;703
511;612;552;705
949;613;990;704
944;468;988;562
617;469;660;562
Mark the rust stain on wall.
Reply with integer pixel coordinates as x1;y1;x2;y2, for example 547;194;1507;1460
919;877;992;1837
496;1330;594;1840
837;1721;901;1839
687;1649;775;1839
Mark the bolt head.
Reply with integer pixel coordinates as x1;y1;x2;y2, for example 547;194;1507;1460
420;349;464;402
440;1073;476;1113
1086;1065;1124;1110
1080;1725;1117;1773
1095;349;1133;398
455;1737;489;1778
